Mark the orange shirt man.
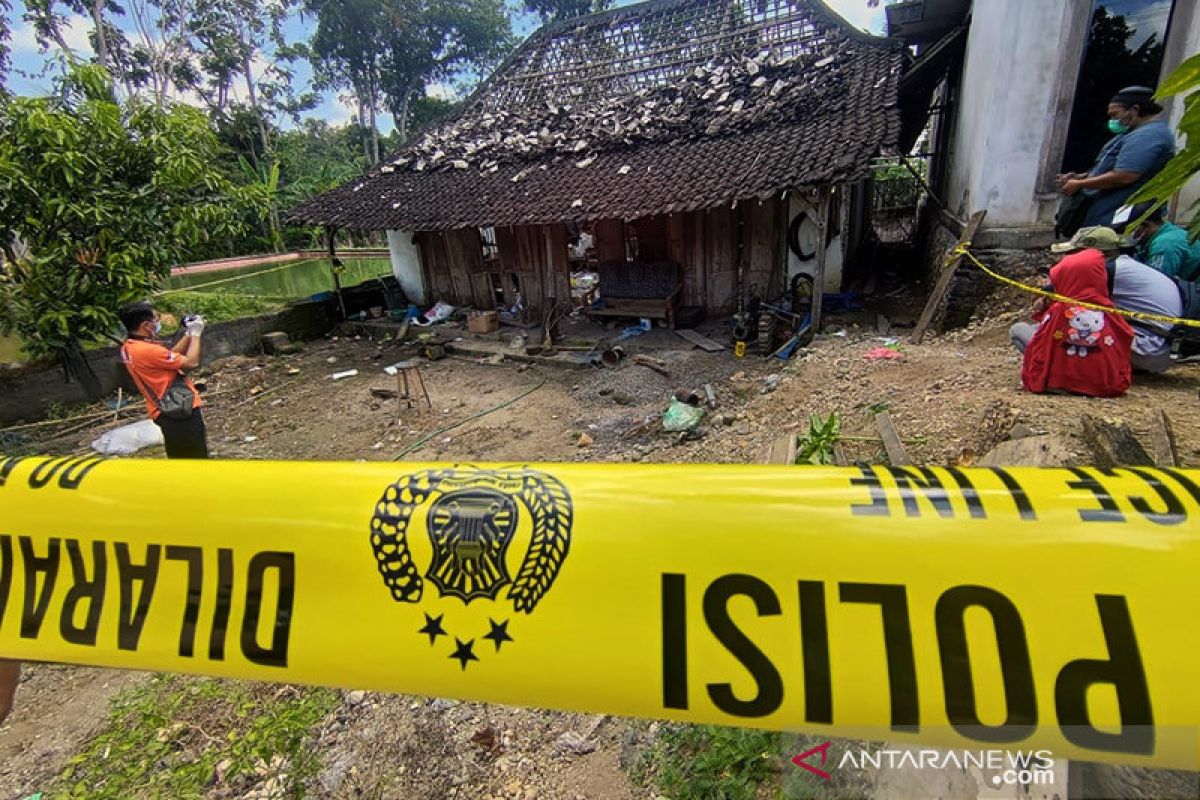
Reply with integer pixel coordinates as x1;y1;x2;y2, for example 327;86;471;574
118;301;208;458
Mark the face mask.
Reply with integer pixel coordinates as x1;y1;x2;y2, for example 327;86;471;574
152;320;163;336
1108;119;1130;135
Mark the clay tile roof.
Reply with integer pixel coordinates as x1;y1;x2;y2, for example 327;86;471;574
293;0;905;231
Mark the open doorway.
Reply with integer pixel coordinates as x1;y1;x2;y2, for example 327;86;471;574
1060;0;1177;173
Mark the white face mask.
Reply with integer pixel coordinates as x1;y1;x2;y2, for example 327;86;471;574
152;320;163;336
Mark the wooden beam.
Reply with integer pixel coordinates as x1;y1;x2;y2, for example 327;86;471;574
874;412;911;466
675;329;724;351
811;186;831;333
761;433;797;465
1150;410;1180;468
910;209;987;344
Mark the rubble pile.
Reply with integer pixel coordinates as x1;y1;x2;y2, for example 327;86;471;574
382;46;855;179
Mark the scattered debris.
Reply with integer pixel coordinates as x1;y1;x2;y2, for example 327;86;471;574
704;384;717;408
577;432;594;447
286;367;301;375
761;432;797;464
370;387;399;399
249;385;264;396
1081;415;1153;467
330;370;359;380
863;346;903;361
1150;409;1180;467
553;731;597;756
761;374;780;393
90;419;163;455
874;411;910;466
675;329;725;352
632;354;670;376
663;398;705;432
261;331;296;355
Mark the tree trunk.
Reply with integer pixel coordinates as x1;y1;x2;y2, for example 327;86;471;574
392;87;414;144
357;102;371;162
241;51;271;162
91;0;111;74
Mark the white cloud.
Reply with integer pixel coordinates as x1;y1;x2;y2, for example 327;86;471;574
10;13;95;56
425;81;458;101
822;0;887;35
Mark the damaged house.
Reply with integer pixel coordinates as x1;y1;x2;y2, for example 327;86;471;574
293;0;908;330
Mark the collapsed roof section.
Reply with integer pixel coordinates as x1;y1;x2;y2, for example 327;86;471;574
293;0;907;231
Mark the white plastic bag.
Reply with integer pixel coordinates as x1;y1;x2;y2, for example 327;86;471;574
91;419;164;455
414;301;455;326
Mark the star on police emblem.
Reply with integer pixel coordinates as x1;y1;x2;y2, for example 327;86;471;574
369;467;572;668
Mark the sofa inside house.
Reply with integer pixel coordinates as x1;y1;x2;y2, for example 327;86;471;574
585;261;683;329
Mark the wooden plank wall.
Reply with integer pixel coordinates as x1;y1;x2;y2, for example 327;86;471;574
418;200;782;318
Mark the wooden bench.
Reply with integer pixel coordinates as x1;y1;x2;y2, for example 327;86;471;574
585;261;683;329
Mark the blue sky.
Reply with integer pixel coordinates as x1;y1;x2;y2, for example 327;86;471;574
2;0;887;133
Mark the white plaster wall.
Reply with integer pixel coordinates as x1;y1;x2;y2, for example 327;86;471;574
386;230;427;305
945;0;1078;228
786;194;844;292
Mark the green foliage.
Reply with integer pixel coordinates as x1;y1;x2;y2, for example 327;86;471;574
1130;53;1200;243
0;65;260;361
796;412;841;465
50;674;338;799
154;290;283;327
0;0;10;93
524;0;610;21
634;724;781;800
306;0;512;144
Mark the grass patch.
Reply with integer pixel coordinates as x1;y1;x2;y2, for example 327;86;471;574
155;290;285;329
634;724;781;800
49;675;338;799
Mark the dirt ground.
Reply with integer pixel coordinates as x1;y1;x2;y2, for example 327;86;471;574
2;301;1198;799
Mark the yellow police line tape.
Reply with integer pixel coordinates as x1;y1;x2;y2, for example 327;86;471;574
2;455;1199;769
955;244;1200;329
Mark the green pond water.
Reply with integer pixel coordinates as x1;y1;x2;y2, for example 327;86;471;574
0;257;394;363
167;257;393;297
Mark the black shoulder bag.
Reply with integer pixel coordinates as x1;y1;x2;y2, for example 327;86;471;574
122;344;196;420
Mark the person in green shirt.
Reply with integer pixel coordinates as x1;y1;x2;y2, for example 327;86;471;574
1126;202;1199;280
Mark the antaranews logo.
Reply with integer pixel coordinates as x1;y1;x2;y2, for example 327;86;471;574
369;467;573;669
792;744;1056;788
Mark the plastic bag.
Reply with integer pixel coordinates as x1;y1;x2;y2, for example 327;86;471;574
662;399;705;432
91;419;164;455
414;301;455;326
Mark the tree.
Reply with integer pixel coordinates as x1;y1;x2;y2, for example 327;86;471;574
305;0;388;162
306;0;512;159
0;0;12;93
379;0;512;141
0;65;258;395
1129;53;1200;241
523;0;608;22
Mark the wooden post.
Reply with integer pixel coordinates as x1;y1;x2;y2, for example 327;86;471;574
874;411;911;466
811;186;831;333
327;226;347;319
910;210;987;344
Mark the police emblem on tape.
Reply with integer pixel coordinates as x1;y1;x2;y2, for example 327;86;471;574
369;467;572;668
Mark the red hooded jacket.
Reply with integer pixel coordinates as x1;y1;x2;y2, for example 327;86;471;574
1020;250;1133;397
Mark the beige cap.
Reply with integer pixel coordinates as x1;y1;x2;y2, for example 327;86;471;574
1050;226;1123;254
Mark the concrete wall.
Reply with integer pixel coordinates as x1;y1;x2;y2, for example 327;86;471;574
944;0;1089;245
386;230;428;305
945;0;1199;245
787;192;846;293
0;299;335;426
